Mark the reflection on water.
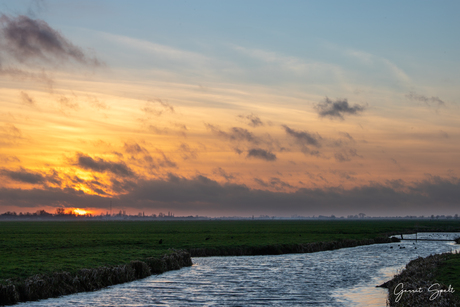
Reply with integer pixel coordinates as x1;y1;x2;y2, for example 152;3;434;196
18;233;460;307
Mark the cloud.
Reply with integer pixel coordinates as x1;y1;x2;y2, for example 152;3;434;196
1;167;45;184
254;177;294;190
58;95;79;111
338;132;355;142
282;125;322;156
178;143;197;160
75;153;135;177
246;148;277;161
147;124;187;137
0;123;25;146
0;167;62;186
334;149;363;162
0;155;21;163
1;123;22;139
237;113;264;127
123;142;149;155
212;167;236;181
141;98;174;116
0;66;54;90
206;124;260;144
1;174;460;216
0;14;102;66
329;170;356;181
282;125;321;147
20;91;36;106
405;92;445;107
315;97;365;119
88;97;109;111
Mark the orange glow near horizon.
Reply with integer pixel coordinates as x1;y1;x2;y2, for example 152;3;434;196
72;208;92;216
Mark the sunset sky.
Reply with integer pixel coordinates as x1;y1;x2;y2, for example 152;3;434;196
1;0;459;217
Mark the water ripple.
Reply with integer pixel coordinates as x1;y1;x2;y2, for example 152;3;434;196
19;233;460;307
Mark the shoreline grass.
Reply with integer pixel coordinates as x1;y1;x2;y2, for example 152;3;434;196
381;252;460;306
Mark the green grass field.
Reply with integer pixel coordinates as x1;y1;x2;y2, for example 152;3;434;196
1;219;460;282
434;253;460;297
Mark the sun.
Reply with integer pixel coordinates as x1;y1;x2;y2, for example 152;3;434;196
72;208;90;216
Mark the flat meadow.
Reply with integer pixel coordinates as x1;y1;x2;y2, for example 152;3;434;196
1;219;460;283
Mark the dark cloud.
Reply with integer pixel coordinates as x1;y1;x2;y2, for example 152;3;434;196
238;113;264;127
0;14;102;66
1;167;44;184
76;153;135;177
91;175;460;216
282;125;322;156
20;91;35;106
246;148;277;161
1;174;460;216
406;92;445;107
315;97;365;119
282;125;321;147
0;186;107;209
0;167;62;186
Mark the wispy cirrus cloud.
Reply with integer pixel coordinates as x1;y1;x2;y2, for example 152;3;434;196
20;91;36;106
237;113;264;127
206;124;260;144
405;91;445;107
141;98;175;116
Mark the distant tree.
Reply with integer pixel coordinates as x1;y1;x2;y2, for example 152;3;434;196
1;211;17;216
358;213;366;218
36;210;52;216
55;208;66;215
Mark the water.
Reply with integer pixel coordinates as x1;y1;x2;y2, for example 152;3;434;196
18;233;460;306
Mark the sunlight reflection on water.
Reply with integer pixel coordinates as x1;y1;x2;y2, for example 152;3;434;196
18;233;460;307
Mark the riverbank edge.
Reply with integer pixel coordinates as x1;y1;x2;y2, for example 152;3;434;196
188;236;395;257
0;237;394;305
379;252;460;306
0;250;192;306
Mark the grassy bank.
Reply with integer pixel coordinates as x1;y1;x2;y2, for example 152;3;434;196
434;253;460;298
381;253;460;306
1;219;460;282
